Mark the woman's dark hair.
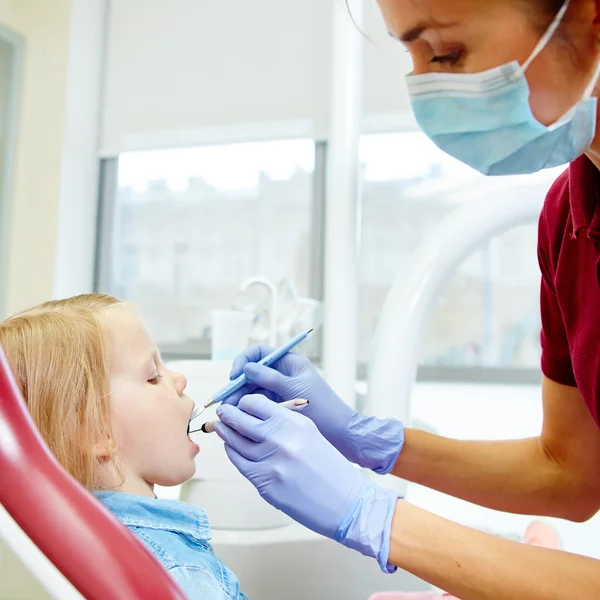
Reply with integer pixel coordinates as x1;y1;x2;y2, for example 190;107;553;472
532;0;567;19
344;0;567;28
541;0;565;9
541;0;566;12
523;0;571;35
344;0;570;40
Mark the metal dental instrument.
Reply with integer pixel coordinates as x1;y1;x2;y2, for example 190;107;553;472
193;398;309;434
188;328;313;423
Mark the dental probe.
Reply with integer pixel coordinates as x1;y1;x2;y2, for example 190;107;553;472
196;398;309;434
189;329;313;422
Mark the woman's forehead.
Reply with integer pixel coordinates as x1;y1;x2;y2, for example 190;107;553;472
377;0;499;30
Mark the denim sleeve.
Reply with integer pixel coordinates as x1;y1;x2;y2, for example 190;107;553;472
168;565;233;600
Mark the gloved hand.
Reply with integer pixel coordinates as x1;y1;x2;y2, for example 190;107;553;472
214;394;401;573
223;345;404;474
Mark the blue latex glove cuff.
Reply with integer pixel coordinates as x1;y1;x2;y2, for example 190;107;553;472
216;395;402;574
225;346;406;475
335;479;402;573
346;415;405;475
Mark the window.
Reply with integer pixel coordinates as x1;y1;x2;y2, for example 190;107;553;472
421;224;541;369
359;131;566;378
97;140;321;357
98;128;567;382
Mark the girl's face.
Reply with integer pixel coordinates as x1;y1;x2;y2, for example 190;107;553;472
102;307;198;496
376;0;600;126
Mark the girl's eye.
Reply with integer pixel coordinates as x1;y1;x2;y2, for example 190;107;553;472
430;51;463;65
148;374;163;385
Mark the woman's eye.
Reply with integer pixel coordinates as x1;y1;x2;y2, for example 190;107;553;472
148;374;163;385
430;51;463;65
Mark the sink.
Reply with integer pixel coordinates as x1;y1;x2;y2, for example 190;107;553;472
210;523;428;600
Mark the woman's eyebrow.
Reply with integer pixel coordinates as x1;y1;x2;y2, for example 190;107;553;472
391;20;457;43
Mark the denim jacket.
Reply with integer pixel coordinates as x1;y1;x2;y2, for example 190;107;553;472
96;491;247;600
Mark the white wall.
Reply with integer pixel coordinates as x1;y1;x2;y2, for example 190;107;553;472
0;0;72;316
0;0;106;315
101;0;413;155
362;0;412;125
0;538;51;599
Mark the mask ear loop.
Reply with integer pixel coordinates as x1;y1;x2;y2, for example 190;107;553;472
583;58;600;100
510;0;572;81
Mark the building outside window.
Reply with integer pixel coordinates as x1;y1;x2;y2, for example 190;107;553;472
101;140;317;354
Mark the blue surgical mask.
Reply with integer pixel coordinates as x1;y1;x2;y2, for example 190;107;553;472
406;0;600;176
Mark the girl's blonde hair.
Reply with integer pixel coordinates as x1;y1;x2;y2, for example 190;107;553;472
0;293;124;491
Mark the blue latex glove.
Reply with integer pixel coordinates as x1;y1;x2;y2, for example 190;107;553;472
224;345;404;474
214;394;401;573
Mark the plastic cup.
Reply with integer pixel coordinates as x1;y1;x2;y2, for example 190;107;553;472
210;310;254;360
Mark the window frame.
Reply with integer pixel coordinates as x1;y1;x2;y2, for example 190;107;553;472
0;26;23;320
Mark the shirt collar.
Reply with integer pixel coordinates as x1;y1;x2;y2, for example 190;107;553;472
95;491;212;543
569;155;600;237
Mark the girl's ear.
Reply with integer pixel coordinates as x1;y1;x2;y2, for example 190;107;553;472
93;437;117;461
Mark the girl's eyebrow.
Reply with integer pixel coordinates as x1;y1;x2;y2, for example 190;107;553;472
140;352;158;372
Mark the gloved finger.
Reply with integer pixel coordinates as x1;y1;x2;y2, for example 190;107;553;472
237;393;286;421
213;422;270;462
244;363;291;396
220;382;259;406
222;442;257;477
217;400;274;442
230;345;276;379
250;388;278;402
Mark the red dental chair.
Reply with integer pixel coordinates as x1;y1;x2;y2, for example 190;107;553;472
0;347;186;600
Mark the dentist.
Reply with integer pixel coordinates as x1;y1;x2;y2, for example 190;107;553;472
215;1;600;598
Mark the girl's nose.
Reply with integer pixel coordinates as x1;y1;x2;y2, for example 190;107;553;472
170;370;187;396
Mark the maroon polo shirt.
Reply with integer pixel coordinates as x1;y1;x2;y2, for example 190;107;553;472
538;155;600;427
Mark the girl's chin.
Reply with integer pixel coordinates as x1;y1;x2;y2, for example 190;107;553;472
188;434;200;453
153;460;198;489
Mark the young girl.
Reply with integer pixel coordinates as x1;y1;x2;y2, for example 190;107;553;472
0;293;247;600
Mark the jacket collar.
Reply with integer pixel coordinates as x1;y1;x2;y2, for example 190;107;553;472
95;491;211;543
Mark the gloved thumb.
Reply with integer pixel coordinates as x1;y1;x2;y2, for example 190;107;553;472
244;363;289;396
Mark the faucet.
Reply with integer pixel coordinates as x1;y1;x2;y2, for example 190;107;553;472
239;277;279;347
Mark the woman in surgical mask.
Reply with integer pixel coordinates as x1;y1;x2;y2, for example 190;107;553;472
214;1;600;598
